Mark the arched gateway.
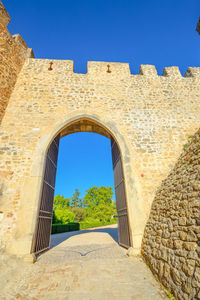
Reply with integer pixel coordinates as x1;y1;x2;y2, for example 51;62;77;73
31;118;132;255
3;6;200;259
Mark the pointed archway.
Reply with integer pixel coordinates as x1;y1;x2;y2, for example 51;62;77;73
31;118;132;255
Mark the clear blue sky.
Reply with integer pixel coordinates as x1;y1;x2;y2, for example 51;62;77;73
5;0;200;197
55;133;114;198
5;0;200;74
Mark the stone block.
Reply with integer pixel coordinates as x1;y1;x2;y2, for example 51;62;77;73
139;64;157;76
162;66;181;77
174;240;183;249
183;242;197;251
178;217;186;226
87;61;130;77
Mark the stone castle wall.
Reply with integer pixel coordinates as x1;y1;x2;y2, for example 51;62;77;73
142;130;200;299
0;3;200;298
1;57;200;257
0;1;34;123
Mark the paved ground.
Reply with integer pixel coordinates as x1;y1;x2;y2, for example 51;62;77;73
1;225;167;300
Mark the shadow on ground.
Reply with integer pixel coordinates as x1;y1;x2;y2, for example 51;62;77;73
50;224;118;249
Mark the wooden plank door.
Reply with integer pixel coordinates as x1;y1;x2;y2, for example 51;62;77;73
111;136;131;248
31;134;60;255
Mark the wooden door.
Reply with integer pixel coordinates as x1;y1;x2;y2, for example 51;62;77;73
31;134;60;255
111;137;131;248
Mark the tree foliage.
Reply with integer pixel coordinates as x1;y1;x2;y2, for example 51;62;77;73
70;188;83;208
54;208;75;224
54;195;70;209
84;186;116;222
53;186;117;225
70;207;85;222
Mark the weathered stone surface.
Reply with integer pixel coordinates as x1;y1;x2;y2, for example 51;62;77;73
174;240;183;249
182;259;195;277
163;263;171;280
178;217;187;226
182;280;192;294
197;290;200;300
171;268;182;285
194;267;200;282
127;247;139;257
183;242;197;251
142;129;200;299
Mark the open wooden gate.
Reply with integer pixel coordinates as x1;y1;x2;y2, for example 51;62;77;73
111;137;131;248
31;134;60;255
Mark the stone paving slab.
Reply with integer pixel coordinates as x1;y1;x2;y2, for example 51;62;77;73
0;225;168;300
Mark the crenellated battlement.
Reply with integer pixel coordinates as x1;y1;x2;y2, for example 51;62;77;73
23;58;200;80
139;65;157;76
87;61;130;77
184;67;200;77
162;66;181;77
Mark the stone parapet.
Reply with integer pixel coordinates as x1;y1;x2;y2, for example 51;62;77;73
23;58;200;81
184;67;200;77
87;61;130;77
139;65;157;77
23;58;73;74
162;66;181;77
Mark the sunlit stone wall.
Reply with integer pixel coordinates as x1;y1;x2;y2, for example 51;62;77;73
142;129;200;300
1;55;200;254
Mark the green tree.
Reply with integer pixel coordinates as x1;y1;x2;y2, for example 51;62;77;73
70;188;83;208
52;209;58;224
54;195;70;209
52;187;117;226
70;207;85;222
84;186;113;207
53;195;72;224
54;208;75;224
84;186;116;222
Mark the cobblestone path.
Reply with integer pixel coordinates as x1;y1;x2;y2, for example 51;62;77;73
1;225;167;300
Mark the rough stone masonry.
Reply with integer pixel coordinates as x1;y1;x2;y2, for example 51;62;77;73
0;1;200;299
142;130;200;300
